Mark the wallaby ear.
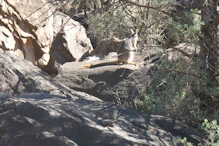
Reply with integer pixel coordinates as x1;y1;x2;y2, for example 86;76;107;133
130;29;134;34
135;29;139;34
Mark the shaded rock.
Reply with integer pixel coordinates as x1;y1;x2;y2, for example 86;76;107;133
0;94;207;146
0;50;58;95
55;60;138;101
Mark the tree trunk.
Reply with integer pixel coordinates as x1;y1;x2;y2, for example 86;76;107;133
199;0;218;76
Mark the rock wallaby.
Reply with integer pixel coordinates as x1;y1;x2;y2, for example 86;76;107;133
117;29;138;64
82;29;139;68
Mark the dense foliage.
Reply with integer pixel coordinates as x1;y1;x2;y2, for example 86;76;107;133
78;0;218;123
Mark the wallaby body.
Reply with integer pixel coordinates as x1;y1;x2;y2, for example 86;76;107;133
117;30;138;64
82;29;138;68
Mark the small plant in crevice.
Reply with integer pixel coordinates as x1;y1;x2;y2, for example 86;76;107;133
176;137;193;146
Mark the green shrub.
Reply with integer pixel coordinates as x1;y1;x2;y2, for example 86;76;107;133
135;54;204;123
177;137;193;146
87;9;134;45
176;119;219;145
136;49;219;124
166;9;203;45
86;0;174;48
202;119;219;145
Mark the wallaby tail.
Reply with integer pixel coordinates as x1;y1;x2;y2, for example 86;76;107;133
81;58;119;68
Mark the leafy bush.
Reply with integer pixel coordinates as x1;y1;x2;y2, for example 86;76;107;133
83;0;219;128
136;48;219;125
202;119;219;145
176;119;219;145
177;137;193;146
87;10;134;45
134;50;207;123
134;5;219;126
86;0;174;48
166;9;203;45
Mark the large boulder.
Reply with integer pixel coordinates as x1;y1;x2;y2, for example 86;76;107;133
51;11;93;64
55;61;138;101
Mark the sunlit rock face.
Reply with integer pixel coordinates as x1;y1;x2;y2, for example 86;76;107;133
0;0;93;75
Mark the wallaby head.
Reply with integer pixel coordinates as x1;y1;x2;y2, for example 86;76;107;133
130;29;138;37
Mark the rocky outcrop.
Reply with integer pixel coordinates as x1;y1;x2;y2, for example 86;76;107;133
55;43;200;106
55;45;162;105
0;0;55;65
0;0;93;75
0;44;207;146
